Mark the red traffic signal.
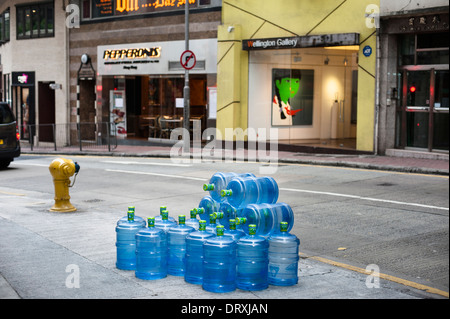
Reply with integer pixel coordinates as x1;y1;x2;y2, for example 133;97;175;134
410;86;417;93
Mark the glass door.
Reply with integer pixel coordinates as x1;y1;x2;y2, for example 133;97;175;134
433;70;449;151
405;70;430;149
399;69;449;151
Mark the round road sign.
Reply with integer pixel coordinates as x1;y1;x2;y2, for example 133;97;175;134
180;50;197;70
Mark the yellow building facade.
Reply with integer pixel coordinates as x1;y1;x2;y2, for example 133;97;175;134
216;0;380;152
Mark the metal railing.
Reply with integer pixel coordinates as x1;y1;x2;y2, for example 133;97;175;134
19;122;118;152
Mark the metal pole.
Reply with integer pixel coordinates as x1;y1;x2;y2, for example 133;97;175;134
183;1;190;154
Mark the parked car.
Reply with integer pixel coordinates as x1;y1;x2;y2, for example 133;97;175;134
0;102;21;169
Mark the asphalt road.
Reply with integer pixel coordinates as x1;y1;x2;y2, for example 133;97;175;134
0;154;448;300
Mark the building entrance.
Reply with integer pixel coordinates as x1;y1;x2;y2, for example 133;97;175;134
399;69;449;151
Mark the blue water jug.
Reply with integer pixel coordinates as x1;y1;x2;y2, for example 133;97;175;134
167;215;194;276
221;176;279;208
268;222;300;286
195;196;220;225
185;209;200;231
203;172;255;202
237;202;294;237
205;213;218;234
155;210;177;233
154;206;176;223
135;217;168;280
185;220;215;285
218;201;238;229
202;225;237;293
236;224;269;291
115;208;146;270
224;219;245;241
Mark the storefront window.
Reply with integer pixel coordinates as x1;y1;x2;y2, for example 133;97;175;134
103;74;208;139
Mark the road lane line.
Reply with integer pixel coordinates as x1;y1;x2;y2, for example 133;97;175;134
105;169;206;181
0;190;26;196
302;253;449;298
101;160;191;167
280;188;449;211
13;162;49;167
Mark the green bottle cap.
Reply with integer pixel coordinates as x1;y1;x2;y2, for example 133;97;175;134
159;206;167;214
236;217;247;225
148;217;155;227
229;219;236;230
199;220;207;231
209;214;216;224
216;225;225;236
127;210;134;221
179;215;186;225
249;224;257;235
214;212;224;220
203;184;214;191
128;206;135;212
161;210;169;220
280;221;288;232
190;209;197;219
195;207;205;214
221;189;233;197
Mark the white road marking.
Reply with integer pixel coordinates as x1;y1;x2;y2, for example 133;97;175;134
280;188;449;211
101;160;191;167
105;169;206;181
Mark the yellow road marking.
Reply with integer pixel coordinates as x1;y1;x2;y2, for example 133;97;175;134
0;190;25;196
301;253;449;298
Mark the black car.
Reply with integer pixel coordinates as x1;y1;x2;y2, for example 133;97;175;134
0;102;21;169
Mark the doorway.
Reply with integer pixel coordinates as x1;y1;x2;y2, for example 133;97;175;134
399;69;449;151
38;82;55;142
13;86;35;141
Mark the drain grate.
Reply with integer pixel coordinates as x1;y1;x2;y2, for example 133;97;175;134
83;199;104;203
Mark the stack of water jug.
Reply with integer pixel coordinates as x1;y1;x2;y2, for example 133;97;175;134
115;172;300;293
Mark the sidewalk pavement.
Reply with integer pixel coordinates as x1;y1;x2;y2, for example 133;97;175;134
20;144;449;176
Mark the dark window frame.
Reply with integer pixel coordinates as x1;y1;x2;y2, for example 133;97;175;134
0;8;10;43
16;1;54;40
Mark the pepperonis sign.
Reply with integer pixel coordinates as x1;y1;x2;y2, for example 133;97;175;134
92;0;197;18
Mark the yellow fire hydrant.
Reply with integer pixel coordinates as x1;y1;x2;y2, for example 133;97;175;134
49;158;80;212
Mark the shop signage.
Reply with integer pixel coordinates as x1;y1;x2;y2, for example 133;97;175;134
11;72;35;87
243;33;360;51
383;13;449;34
103;47;161;60
97;39;217;76
91;0;197;19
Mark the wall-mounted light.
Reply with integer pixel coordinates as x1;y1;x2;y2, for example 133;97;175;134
324;57;330;65
228;26;235;33
343;58;348;66
81;54;90;64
